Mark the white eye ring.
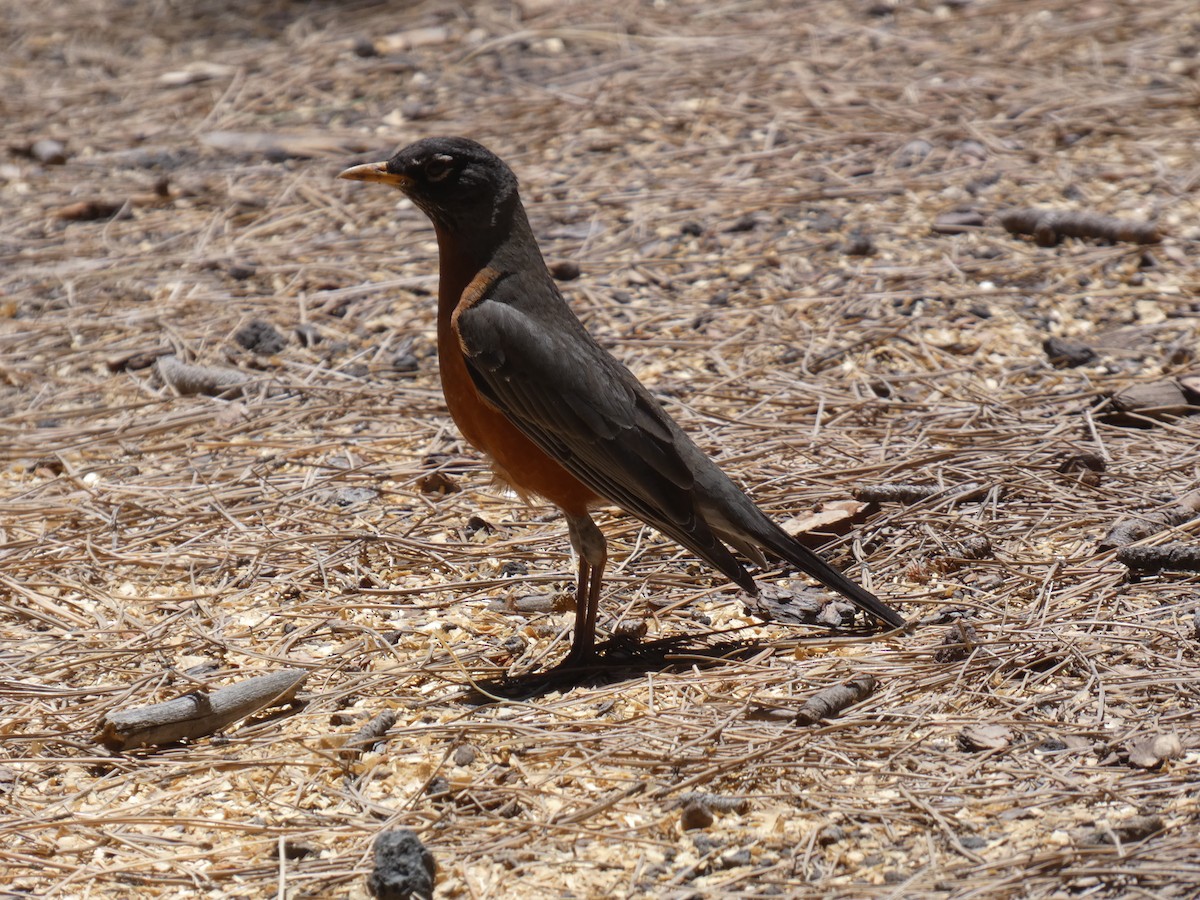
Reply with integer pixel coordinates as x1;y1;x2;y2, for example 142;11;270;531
425;154;454;181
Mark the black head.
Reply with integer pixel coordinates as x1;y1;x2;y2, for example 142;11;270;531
339;137;519;232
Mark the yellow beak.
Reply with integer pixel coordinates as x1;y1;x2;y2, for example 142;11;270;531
338;161;413;189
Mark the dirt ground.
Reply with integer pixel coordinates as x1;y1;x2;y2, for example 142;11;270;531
3;0;1199;897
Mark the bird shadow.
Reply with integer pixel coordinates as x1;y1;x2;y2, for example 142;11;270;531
455;624;875;703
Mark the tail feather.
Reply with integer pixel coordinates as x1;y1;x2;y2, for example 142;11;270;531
758;523;906;629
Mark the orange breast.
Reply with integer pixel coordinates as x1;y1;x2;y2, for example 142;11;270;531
436;286;598;517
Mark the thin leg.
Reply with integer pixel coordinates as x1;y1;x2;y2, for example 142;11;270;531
564;513;607;666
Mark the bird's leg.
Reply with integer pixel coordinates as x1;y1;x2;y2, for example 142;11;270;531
564;513;607;666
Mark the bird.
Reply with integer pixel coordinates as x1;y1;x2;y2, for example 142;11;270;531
339;137;905;672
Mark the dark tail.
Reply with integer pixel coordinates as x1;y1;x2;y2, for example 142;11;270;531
759;524;906;629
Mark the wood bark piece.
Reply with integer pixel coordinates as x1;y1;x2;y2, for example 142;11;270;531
1110;381;1194;420
1099;490;1200;550
96;668;307;751
998;208;1161;246
1084;815;1165;845
340;710;398;759
794;675;877;725
1117;543;1200;573
155;354;254;398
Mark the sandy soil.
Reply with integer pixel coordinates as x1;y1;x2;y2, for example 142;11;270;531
2;0;1199;896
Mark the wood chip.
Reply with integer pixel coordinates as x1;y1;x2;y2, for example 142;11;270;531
96;669;307;751
1124;733;1183;769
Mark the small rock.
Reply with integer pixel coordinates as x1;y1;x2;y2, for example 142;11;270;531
816;825;845;846
416;472;459;495
1085;815;1164;845
816;600;855;628
957;139;988;161
808;209;842;232
452;745;476;767
933;621;979;663
499;559;528;578
1043;336;1097;368
894;138;933;168
500;634;528;655
1057;451;1105;475
548;260;581;281
367;829;436;900
320;486;379;508
389;345;420;373
464;515;495;538
54;199;126;221
842;230;875;256
226;261;256;281
234;319;286;354
353;36;379;57
1111;381;1193;420
717;848;752;869
724;213;761;233
31;138;67;165
680;800;714;831
277;840;318;860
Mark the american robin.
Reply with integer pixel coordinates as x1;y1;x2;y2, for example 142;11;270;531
340;137;905;670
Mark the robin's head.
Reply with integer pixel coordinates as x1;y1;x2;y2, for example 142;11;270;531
339;137;519;232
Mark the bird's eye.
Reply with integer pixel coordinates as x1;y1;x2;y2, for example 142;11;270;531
424;154;455;182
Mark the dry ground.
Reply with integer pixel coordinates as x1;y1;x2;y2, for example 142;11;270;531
3;0;1200;897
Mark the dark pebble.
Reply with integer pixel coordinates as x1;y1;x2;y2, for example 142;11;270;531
368;829;436;900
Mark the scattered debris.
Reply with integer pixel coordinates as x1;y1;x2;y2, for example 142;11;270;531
1084;815;1165;846
852;483;991;504
160;62;237;86
1057;451;1105;487
780;499;872;542
202;130;370;161
744;583;840;625
680;799;714;830
933;621;980;663
234;319;287;355
29;138;68;165
416;472;460;495
106;347;172;372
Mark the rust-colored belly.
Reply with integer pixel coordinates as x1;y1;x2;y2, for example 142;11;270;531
436;284;597;517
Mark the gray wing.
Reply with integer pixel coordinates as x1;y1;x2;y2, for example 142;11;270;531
453;281;755;590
